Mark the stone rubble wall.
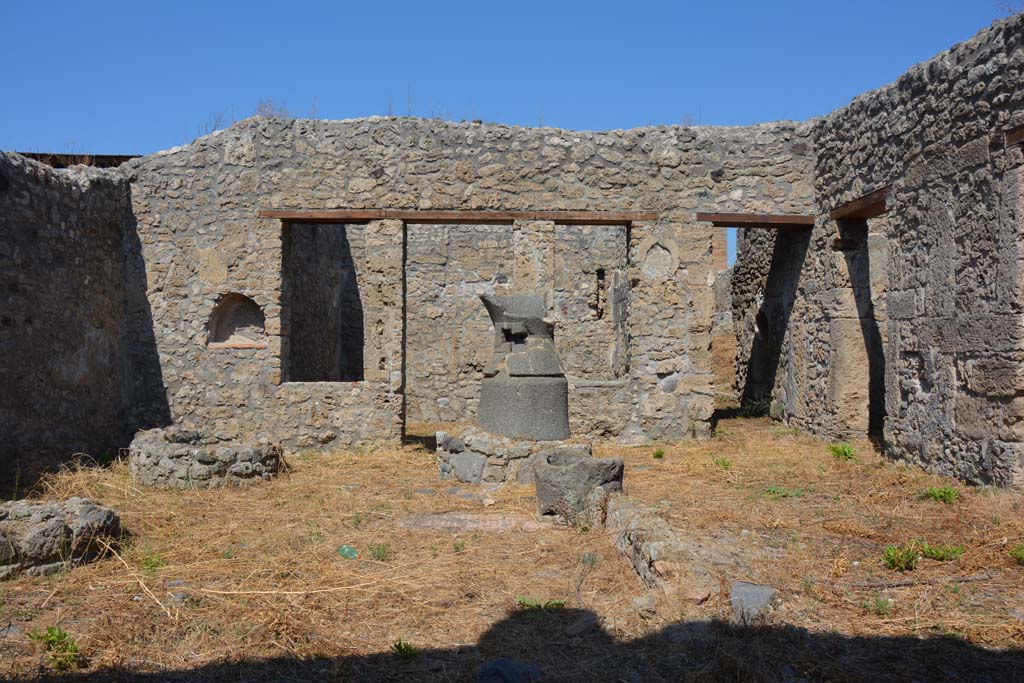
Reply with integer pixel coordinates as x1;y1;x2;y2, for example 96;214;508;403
0;153;135;487
0;497;121;579
119;116;813;447
128;427;281;488
436;427;592;485
733;14;1024;485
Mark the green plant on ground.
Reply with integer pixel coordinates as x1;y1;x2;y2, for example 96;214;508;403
390;639;419;658
829;443;855;461
515;597;565;611
925;486;959;504
713;457;732;471
918;542;965;561
140;552;165;572
368;542;392;562
652;449;665;459
763;486;804;499
28;626;82;671
883;543;919;572
863;592;892;616
1009;544;1024;565
452;540;466;553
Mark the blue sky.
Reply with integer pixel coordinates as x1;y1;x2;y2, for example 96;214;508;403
0;1;1015;261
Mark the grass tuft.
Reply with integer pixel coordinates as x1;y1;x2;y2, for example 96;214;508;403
829;443;855;461
883;543;919;572
1009;544;1024;565
28;626;82;671
925;486;960;504
368;542;392;562
764;485;804;499
390;639;419;659
515;597;566;611
863;592;892;616
919;542;965;562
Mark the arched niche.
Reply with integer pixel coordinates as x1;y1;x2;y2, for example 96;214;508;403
208;293;267;349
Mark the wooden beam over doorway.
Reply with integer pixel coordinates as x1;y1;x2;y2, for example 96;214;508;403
695;212;815;229
829;186;891;221
259;208;658;225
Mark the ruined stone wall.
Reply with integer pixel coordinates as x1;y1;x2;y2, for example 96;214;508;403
117;116;812;447
734;15;1024;485
120;132;405;451
0;153;135;486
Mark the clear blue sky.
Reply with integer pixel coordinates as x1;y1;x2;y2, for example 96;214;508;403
0;1;1015;261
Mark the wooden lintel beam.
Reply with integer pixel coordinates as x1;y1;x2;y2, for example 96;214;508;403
259;209;658;225
694;212;815;229
1006;124;1024;148
830;186;891;221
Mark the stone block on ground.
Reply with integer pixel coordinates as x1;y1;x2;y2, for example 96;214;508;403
534;450;623;525
0;497;121;579
129;427;281;488
730;581;776;623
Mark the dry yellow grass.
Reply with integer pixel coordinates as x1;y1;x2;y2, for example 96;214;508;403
599;417;1024;649
2;416;1023;681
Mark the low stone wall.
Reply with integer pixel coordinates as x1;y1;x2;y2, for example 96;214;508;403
129;427;281;488
436;427;592;485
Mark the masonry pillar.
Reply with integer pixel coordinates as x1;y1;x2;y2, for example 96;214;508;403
512;219;555;297
628;220;714;441
363;219;405;397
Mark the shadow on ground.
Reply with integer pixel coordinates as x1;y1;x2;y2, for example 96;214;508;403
26;609;1024;683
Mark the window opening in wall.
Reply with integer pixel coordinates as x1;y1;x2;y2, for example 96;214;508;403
282;223;364;382
595;268;606;320
208;293;266;349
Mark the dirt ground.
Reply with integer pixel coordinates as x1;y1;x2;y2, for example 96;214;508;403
2;415;1023;682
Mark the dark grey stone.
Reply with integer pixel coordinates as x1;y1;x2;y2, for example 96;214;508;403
477;658;543;682
478;376;570;441
730;581;776;623
534;450;623;524
452;452;486;484
477;295;570;441
0;497;121;579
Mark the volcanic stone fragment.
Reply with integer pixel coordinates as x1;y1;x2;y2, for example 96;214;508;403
477;294;569;441
0;497;121;579
730;581;776;623
534;450;624;525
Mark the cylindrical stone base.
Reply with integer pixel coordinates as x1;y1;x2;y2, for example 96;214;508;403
478;375;570;441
